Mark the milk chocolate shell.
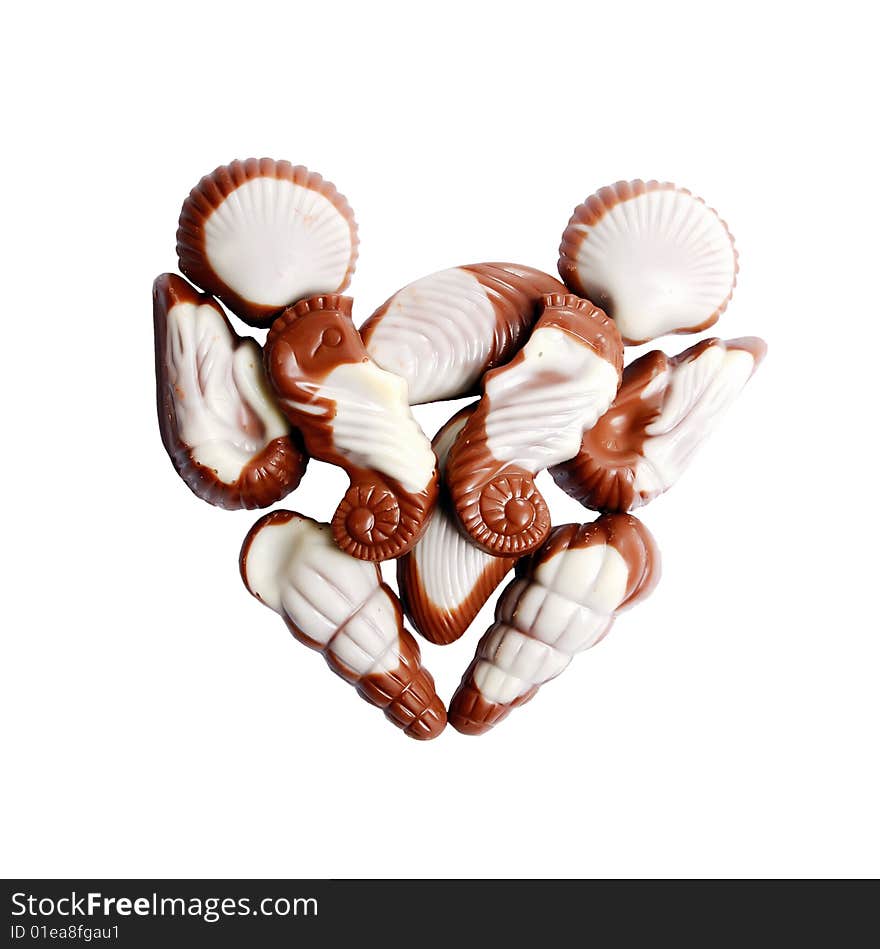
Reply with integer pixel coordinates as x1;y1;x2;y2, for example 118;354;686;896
551;336;767;512
360;263;567;403
263;294;439;562
558;180;738;344
445;293;623;556
241;511;446;740
448;514;660;736
153;273;307;509
397;407;518;646
177;159;358;327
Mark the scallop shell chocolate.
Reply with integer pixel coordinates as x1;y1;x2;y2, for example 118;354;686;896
153;273;307;509
398;407;518;646
263;294;438;562
360;263;566;404
551;336;767;512
448;514;660;736
177;158;358;327
558;180;738;344
241;511;446;740
445;293;623;557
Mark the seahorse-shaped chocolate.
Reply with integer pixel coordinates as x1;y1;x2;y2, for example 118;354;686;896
360;263;567;403
551;337;767;512
263;294;438;561
153;273;307;509
448;514;660;735
241;511;446;739
445;292;624;556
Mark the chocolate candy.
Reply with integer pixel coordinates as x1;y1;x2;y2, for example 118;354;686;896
448;514;660;735
551;336;767;512
360;263;566;403
397;407;518;646
177;159;358;327
558;180;738;344
240;511;446;740
153;273;307;509
445;292;623;556
263;294;439;562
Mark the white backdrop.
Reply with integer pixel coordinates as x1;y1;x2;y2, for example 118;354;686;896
3;0;878;878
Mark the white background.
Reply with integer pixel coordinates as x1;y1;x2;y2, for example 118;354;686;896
2;0;878;879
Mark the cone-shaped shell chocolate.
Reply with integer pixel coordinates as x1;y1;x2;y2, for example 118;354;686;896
445;293;623;556
558;180;738;344
153;273;307;509
398;407;518;645
263;294;438;561
551;336;767;512
177;159;358;327
360;263;566;404
241;511;446;739
448;514;660;736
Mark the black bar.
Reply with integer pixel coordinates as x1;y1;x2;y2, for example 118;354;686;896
3;880;877;947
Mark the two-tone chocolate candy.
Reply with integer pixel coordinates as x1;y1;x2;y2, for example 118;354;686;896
360;263;566;403
177;158;358;327
558;180;738;344
153;273;307;509
448;514;660;735
397;407;518;646
241;511;446;740
445;292;624;556
551;336;767;512
263;294;438;562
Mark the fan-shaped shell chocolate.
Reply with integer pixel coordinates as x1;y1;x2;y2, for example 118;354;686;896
177;158;358;327
558;180;738;344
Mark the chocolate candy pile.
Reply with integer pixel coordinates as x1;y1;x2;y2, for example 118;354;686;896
154;159;765;739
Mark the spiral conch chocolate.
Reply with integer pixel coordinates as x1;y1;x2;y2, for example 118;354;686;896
263;294;439;562
445;292;624;556
448;514;660;735
241;511;446;740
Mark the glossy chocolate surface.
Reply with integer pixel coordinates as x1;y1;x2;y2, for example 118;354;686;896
241;510;446;739
264;294;439;562
448;514;660;735
397;406;518;645
551;336;767;512
445;293;623;556
153;273;307;510
177;158;358;327
361;263;566;403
